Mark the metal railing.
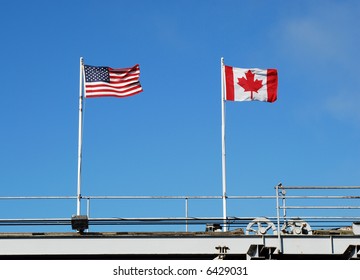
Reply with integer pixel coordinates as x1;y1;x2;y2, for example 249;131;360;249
275;184;360;233
0;194;274;231
0;184;359;233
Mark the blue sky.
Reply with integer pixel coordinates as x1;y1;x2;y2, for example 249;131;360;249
1;0;360;232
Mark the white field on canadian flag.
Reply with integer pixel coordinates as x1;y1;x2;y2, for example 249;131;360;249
232;68;269;102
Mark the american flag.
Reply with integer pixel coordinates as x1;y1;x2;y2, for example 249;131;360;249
84;64;143;98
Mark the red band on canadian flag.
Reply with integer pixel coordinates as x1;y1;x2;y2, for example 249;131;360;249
266;69;278;103
224;66;278;103
225;66;235;101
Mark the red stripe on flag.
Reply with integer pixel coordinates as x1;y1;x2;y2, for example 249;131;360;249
85;89;143;98
266;69;278;103
224;66;234;101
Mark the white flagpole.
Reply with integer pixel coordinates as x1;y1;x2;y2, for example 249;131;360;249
221;57;227;231
77;57;84;215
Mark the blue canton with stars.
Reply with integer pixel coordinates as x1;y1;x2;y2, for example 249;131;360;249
84;65;110;83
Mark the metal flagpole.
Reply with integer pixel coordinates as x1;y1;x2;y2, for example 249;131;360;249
221;57;227;231
77;57;84;215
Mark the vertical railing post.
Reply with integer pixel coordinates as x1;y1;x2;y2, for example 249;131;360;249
86;197;90;218
185;197;189;232
275;183;282;253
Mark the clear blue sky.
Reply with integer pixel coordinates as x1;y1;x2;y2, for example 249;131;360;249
1;0;360;232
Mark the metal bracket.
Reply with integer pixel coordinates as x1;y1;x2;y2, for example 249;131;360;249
247;244;276;260
215;245;230;259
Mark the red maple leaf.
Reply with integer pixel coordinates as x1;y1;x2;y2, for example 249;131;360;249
237;70;263;100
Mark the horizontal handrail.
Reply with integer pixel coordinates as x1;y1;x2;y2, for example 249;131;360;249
0;185;359;232
0;196;77;200
281;206;360;209
276;185;360;190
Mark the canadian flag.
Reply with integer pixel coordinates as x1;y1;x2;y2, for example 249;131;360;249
224;66;278;102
